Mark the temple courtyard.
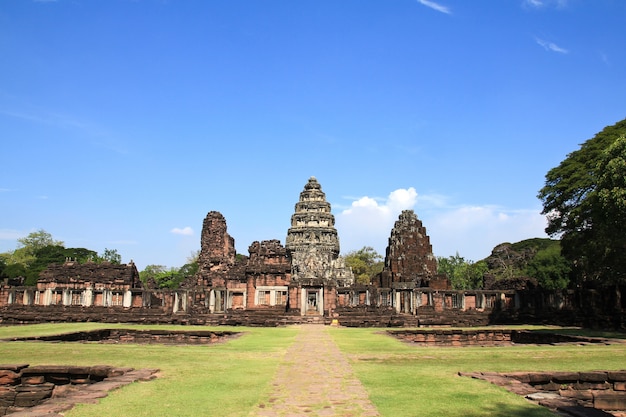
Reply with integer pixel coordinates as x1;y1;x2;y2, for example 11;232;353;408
0;323;625;417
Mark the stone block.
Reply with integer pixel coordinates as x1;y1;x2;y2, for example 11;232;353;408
14;384;54;407
559;388;594;401
0;370;20;385
551;372;580;383
528;372;552;384
505;372;531;383
608;371;626;382
0;365;28;373
573;382;612;390
593;391;626;410
579;372;608;383
88;365;113;379
614;381;626;391
0;387;17;407
21;375;45;385
22;365;70;375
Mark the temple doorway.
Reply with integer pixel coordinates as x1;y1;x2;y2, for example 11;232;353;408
307;291;318;311
301;287;323;316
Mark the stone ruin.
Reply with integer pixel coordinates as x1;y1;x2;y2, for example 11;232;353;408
0;176;624;329
0;364;157;416
461;370;626;415
376;209;445;289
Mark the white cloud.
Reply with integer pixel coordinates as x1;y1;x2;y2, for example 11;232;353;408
335;188;549;262
427;205;548;261
336;187;418;255
523;0;568;9
416;0;451;14
171;226;194;236
535;37;568;54
523;0;544;7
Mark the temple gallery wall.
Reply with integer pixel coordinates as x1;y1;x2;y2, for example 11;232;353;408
1;177;624;328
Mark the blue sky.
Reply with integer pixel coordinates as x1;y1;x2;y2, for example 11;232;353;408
1;0;625;270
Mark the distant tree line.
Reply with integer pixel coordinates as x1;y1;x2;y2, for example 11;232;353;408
0;229;122;286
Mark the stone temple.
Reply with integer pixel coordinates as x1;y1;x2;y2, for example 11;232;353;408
4;176;620;328
178;176;452;318
285;176;354;314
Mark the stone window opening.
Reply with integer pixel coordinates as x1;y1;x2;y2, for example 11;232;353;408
485;294;496;309
275;291;287;306
380;292;390;307
111;292;123;306
257;290;270;306
52;291;62;305
445;293;462;309
71;292;83;306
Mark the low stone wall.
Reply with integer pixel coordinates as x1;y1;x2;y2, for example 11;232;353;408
387;329;621;346
0;305;310;327
3;329;241;345
461;370;626;413
0;364;158;416
334;306;412;327
389;328;513;346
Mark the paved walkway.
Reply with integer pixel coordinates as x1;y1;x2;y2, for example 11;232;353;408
256;324;380;417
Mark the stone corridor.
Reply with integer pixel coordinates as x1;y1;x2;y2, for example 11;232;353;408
255;324;380;417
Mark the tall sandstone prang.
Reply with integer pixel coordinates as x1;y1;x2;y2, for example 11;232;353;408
194;211;238;287
377;210;440;288
285;176;353;286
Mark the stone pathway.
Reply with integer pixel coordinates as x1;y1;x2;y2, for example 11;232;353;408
256;324;379;417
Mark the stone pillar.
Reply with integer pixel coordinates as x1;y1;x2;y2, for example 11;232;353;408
318;288;324;315
215;290;223;312
173;292;179;313
300;289;306;316
209;290;215;313
394;291;401;313
123;290;132;308
44;288;52;306
83;288;93;307
22;290;32;306
62;289;70;306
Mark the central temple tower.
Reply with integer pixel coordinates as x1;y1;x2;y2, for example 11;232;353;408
285;177;353;315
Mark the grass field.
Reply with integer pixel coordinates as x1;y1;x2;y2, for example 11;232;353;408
0;323;624;416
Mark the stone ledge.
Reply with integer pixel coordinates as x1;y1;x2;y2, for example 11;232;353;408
0;365;158;416
460;370;626;414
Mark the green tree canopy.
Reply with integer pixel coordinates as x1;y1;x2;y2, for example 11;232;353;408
97;248;122;264
523;243;571;290
344;246;384;285
437;253;487;290
140;262;198;289
538;118;626;286
17;229;64;256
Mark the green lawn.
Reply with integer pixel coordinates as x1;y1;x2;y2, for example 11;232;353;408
0;323;624;417
329;326;626;416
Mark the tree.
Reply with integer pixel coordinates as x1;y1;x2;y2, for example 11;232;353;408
139;263;193;289
344;246;384;285
524;244;571;290
98;248;122;264
437;253;487;290
538;118;626;286
17;229;64;256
